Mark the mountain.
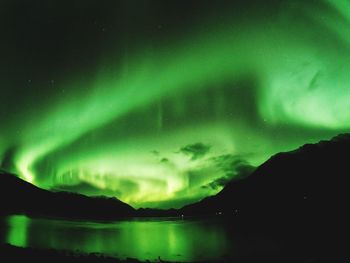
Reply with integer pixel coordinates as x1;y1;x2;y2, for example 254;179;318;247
181;133;348;234
0;172;135;220
1;133;348;223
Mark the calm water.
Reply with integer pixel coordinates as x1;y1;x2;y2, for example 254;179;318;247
0;215;278;261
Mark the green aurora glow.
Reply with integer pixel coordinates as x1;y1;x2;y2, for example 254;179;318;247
1;0;350;208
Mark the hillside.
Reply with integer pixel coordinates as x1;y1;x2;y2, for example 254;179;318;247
0;172;135;220
181;134;348;239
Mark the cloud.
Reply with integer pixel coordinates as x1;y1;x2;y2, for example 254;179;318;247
179;143;211;160
213;155;255;178
203;155;255;190
160;158;169;163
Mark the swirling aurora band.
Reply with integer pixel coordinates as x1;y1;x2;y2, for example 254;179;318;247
1;0;350;208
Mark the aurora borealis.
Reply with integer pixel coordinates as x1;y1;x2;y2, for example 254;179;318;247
1;0;350;208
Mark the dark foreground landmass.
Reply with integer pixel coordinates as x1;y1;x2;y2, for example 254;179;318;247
0;172;135;220
0;243;324;263
0;243;145;263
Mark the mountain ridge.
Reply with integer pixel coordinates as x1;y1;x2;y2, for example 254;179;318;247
0;172;135;220
180;133;347;233
1;133;348;222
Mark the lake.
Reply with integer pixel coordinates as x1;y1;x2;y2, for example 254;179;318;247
0;215;279;262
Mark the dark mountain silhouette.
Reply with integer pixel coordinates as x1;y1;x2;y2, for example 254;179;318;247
180;133;348;256
136;207;178;217
1;133;348;225
0;172;135;220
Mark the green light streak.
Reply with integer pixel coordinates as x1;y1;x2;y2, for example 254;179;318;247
6;215;29;248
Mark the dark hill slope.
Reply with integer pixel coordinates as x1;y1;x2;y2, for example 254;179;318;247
181;134;348;227
0;172;135;220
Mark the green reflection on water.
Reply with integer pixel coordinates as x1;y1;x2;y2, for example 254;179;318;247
5;215;233;261
6;215;29;248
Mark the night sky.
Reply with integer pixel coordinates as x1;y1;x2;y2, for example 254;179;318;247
1;0;350;208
